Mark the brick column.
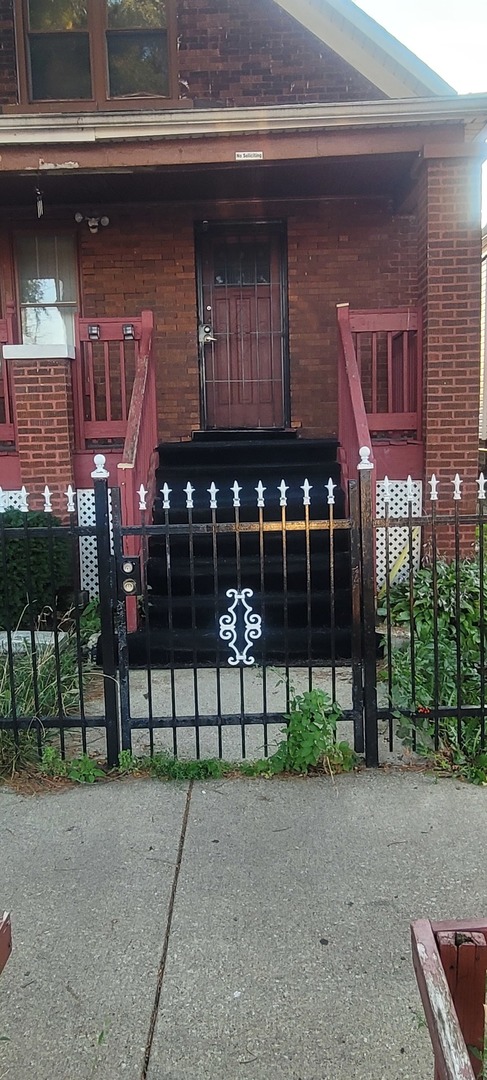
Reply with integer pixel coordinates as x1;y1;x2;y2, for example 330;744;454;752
10;354;75;512
417;156;482;511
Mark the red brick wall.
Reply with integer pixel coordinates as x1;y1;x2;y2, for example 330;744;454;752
10;356;75;512
417;157;482;507
76;197;417;442
287;199;417;437
0;0;385;111
177;0;385;106
0;1;17;105
80;207;201;442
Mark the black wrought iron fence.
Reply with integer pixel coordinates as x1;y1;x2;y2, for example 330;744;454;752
1;459;486;778
373;472;487;780
0;482;119;769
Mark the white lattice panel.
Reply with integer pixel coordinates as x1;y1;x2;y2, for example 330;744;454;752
1;490;23;510
77;489;113;599
376;480;422;588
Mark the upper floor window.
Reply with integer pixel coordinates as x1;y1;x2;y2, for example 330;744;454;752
14;0;176;109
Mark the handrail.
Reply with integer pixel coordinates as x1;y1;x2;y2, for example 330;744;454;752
337;302;374;496
117;310;157;632
0;307;16;444
118;311;155;470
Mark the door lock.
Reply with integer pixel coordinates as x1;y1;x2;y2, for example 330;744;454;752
199;323;217;344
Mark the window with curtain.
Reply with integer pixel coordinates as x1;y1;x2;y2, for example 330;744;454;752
16;234;78;348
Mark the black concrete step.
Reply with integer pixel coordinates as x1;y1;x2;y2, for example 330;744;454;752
124;625;353;667
146;549;352;594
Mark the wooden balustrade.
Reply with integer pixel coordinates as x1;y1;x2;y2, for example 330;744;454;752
348;307;422;439
74;315;150;449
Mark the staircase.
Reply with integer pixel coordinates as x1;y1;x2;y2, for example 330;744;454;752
130;433;353;666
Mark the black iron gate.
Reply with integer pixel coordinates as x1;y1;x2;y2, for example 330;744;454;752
93;464;379;767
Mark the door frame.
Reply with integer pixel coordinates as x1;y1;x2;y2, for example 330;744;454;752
194;219;291;430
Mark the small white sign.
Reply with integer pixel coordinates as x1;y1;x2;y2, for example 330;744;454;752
235;151;264;161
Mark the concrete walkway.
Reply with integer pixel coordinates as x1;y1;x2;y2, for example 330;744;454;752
1;770;486;1079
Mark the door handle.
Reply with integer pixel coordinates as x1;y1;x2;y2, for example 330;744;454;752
199;323;217;344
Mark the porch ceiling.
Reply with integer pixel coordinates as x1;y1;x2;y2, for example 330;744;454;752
0;152;418;209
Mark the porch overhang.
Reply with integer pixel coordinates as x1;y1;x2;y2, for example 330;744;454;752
0;97;485;209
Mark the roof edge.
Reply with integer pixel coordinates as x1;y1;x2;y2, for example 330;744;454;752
275;0;456;99
0;96;486;147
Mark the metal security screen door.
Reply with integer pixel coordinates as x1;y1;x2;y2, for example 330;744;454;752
197;222;288;429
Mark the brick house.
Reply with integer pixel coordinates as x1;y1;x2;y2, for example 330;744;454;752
0;0;486;524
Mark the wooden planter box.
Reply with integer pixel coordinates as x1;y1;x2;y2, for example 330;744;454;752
0;912;11;975
412;920;487;1080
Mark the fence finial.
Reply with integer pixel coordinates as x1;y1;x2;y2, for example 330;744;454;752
406;475;414;503
43;486;53;513
91;454;109;479
326;478;336;506
278;480;288;507
19;486;29;513
208;482;219;509
231;481;241;508
383;476;390;508
255;481;266;508
358;446;373;471
478;473;486;501
429;474;438;502
138;485;148;511
301;479;312;506
184;482;194;509
453;473;462;501
161;483;171;510
65;485;76;513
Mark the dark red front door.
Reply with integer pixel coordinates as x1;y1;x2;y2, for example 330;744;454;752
197;224;288;429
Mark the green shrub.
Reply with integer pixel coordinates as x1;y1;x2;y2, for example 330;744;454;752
242;688;355;776
380;559;487;783
0;510;71;629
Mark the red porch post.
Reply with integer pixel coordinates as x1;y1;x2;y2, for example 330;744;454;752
7;348;75;512
417;155;483;512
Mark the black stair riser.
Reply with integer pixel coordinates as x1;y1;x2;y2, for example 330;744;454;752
146;570;352;596
118;629;353;668
147;532;350;560
157;437;339;465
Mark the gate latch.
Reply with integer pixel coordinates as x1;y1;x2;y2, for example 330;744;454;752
117;556;142;600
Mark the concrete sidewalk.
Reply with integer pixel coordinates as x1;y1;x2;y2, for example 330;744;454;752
1;770;486;1080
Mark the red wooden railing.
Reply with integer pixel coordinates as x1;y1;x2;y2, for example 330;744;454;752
74;314;153;449
117;310;157;632
337;302;375;495
0;309;16;444
412;919;487;1080
0;911;12;975
349;306;422;439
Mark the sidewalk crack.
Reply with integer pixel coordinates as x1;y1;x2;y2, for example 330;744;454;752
141;780;194;1079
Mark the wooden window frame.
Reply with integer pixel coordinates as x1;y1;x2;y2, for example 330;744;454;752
9;0;187;113
14;230;80;348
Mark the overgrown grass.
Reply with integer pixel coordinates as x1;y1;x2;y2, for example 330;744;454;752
0;641;83;719
0;638;88;779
